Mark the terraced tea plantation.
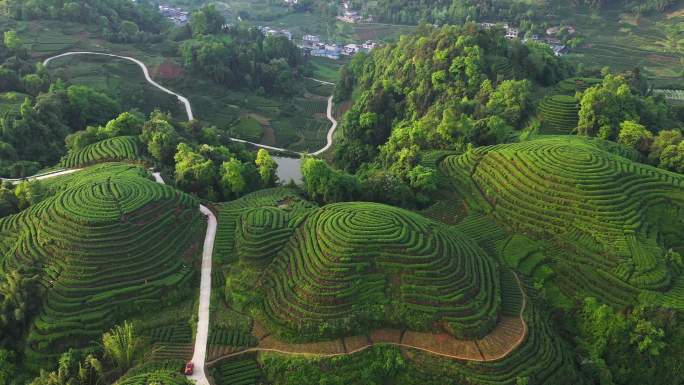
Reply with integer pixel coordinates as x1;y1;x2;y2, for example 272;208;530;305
554;77;602;95
224;197;505;341
115;360;192;385
214;188;318;264
0;163;205;366
60;136;146;168
441;136;684;308
538;95;579;134
211;357;264;385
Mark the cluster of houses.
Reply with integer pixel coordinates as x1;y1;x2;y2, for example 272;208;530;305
257;26;293;41
253;27;377;60
336;1;375;23
479;22;576;56
158;4;189;26
337;9;362;23
300;35;377;60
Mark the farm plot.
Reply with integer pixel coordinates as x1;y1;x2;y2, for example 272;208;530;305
211;357;264;385
655;89;684;103
405;304;583;385
272;116;330;153
553;77;602;95
115;361;192;385
440;136;684;308
45;55;185;118
0;164;205;367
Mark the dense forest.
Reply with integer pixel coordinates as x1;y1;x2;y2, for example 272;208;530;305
0;0;167;42
324;23;683;209
179;5;304;95
324;24;571;206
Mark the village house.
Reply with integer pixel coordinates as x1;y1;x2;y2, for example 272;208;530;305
546;26;577;36
343;44;359;55
338;10;362;23
505;27;519;39
302;35;321;46
362;40;376;50
158;4;189;25
258;26;293;40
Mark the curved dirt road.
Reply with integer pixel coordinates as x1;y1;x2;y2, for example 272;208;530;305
43;52;339;156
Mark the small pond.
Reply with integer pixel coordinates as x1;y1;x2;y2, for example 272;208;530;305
273;156;302;184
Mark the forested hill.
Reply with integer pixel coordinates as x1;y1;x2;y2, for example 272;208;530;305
0;0;167;42
334;24;572;172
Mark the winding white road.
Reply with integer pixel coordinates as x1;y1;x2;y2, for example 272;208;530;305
44;52;194;121
311;95;338;156
150;172;215;385
42;51;339;156
0;168;81;185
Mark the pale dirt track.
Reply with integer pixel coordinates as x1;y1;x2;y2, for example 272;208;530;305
206;273;528;366
0;168;81;184
43;51;339;156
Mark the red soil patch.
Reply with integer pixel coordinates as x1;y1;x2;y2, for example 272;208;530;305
154;59;184;79
648;54;679;64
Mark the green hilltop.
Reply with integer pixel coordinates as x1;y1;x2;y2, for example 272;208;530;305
440;135;684;308
0;163;205;367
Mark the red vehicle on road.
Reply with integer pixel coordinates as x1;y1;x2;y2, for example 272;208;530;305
184;362;194;375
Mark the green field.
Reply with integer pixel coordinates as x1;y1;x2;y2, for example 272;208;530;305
211;356;264;385
230;117;265;142
45;55;185;119
559;5;684;87
307;57;345;83
538;95;580;134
